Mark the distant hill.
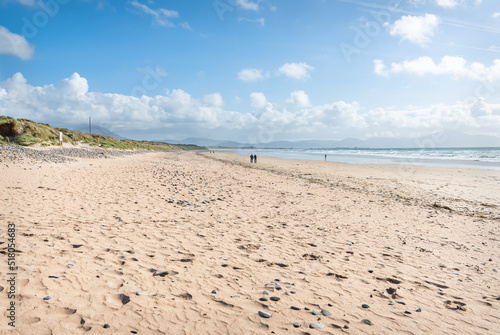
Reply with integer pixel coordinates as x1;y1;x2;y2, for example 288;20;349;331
167;131;500;149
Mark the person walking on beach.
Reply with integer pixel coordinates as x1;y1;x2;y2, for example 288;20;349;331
254;154;257;163
250;154;254;163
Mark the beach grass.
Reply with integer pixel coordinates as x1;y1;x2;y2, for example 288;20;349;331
0;115;203;150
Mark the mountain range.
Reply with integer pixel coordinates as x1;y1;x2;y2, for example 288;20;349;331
164;130;500;149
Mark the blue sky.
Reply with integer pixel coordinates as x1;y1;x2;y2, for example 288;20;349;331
0;0;499;143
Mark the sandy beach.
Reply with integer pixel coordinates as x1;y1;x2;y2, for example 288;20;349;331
1;149;499;334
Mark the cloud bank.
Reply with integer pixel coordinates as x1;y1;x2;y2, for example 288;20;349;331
374;56;500;82
1;72;499;141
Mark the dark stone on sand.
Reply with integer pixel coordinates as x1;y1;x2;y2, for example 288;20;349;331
49;275;59;278
270;296;280;301
344;325;349;329
321;309;332;316
404;311;412;314
121;294;131;305
368;270;373;273
263;290;269;295
43;296;51;300
291;306;301;310
309;323;324;329
258;311;271;318
153;271;169;277
211;290;217;294
362;319;373;326
362;304;370;309
103;324;110;328
416;308;422;312
292;322;300;328
259;297;268;301
312;310;319;315
395;300;406;305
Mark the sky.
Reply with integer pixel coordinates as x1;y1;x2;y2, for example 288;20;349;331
0;0;499;144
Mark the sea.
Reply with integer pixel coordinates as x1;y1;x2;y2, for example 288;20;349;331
229;147;500;170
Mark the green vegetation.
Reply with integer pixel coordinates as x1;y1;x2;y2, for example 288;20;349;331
0;116;203;151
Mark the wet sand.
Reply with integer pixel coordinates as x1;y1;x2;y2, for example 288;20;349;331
0;150;499;334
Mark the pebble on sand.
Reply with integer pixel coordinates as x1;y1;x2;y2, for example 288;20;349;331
43;296;51;300
362;319;373;326
153;271;169;277
309;323;325;329
258;311;271;318
362;304;370;308
321;309;332;316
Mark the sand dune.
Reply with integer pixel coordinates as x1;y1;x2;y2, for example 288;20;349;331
1;150;499;334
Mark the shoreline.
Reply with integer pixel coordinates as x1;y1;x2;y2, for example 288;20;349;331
1;150;499;334
224;147;500;171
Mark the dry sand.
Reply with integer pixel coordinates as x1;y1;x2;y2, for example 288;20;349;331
0;150;499;334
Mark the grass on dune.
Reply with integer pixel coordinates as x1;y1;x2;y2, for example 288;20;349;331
0;116;203;151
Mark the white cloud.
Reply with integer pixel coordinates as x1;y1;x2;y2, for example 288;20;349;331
238;17;265;26
14;0;35;5
387;14;439;47
179;22;193;30
278;62;315;80
235;0;260;11
287;90;311;107
0;26;34;60
129;1;179;27
203;93;224;108
238;68;267;82
373;59;388;77
493;13;500;19
374;56;500;82
436;0;458;8
250;92;268;109
1;73;498;141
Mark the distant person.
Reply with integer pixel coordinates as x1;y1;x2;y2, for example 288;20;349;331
250;154;254;163
325;154;327;161
254;154;257;163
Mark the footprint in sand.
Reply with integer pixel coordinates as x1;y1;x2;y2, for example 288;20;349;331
104;294;130;309
107;278;125;289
